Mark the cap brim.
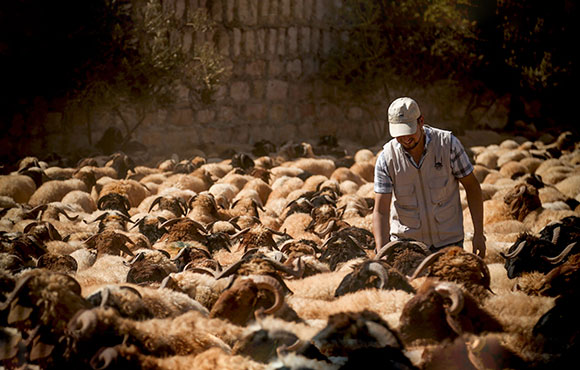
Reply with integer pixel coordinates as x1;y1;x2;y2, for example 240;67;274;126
389;121;417;137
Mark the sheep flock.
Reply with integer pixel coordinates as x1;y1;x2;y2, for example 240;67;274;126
1;132;579;370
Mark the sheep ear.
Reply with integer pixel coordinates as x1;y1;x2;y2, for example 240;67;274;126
7;299;34;324
29;335;55;361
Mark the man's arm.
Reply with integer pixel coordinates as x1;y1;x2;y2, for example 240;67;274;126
459;172;486;258
373;192;392;254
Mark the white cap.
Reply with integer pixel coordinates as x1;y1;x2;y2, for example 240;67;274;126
388;97;421;137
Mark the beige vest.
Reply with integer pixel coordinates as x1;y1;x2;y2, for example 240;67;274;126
383;127;463;248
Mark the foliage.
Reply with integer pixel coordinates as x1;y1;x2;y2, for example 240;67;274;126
70;0;227;148
321;0;481;100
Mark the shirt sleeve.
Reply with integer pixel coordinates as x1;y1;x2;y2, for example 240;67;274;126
374;151;393;194
450;135;474;178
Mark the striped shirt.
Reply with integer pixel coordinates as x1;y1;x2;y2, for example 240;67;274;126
374;126;473;194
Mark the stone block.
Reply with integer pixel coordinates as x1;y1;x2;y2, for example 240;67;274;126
259;0;269;22
244;30;256;56
197;109;216;124
286;59;302;79
315;0;326;21
294;0;304;20
268;58;285;76
175;0;186;19
266;80;289;100
304;0;313;20
288;27;298;54
44;112;63;134
310;28;320;53
225;0;235;23
277;29;286;55
267;29;278;56
281;0;291;19
182;29;193;52
210;0;223;22
256;29;266;54
217;30;230;56
238;0;258;25
246;59;266;77
244;104;268;121
233;28;242;56
289;83;312;100
218;106;236;122
267;0;278;24
300;27;310;53
231;81;251;101
322;30;332;54
302;57;318;76
168;108;195;127
252;81;266;99
269;104;287;122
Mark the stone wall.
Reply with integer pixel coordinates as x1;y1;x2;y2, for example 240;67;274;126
4;0;510;163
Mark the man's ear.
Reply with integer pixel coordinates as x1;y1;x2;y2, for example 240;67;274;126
418;116;424;125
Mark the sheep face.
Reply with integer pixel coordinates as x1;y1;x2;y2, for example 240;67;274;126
334;260;415;297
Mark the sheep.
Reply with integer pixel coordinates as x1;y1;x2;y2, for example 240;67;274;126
187;191;227;225
82;229;135;257
409;246;492;301
282;158;335;178
209;274;286;326
0;270;91;367
503;182;542;221
0;174;37;203
97;179;150;209
61;190;97;213
500;230;578;279
310;309;415;368
125;249;178;285
375;239;429;276
88;345;265;370
333;259;415;297
398;279;503;345
318;230;369;271
28;178;89;207
66;308;234;365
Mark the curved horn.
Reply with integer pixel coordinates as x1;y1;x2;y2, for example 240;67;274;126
551;226;561;245
367;261;389;289
542;242;578;265
269;256;304;278
266;227;288;237
69;309;98;338
230;227;251;240
90;347;118;370
115;233;135;257
435;282;465;316
409;250;446;280
159;217;183;230
375;240;404;261
119;285;143;299
245;275;284;314
99;288;110;308
55;207;79;221
314;219;336;238
23;204;48;220
215;259;246;280
148;196;164;213
500;240;527;260
184;265;217;277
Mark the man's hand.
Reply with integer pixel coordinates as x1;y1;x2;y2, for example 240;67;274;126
472;232;486;259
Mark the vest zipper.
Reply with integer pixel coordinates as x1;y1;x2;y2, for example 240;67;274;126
417;166;435;246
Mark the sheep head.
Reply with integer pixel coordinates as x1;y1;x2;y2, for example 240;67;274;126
334;260;415;297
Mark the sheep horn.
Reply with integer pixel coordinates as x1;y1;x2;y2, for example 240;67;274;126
551;226;561;245
148;196;164;213
241;248;260;260
367;261;389;289
22;204;47;220
542;241;578;264
471;252;493;293
269;256;304;278
23;220;42;233
314;219;336;238
230;227;251;240
435;282;465;316
111;233;135;257
375;240;404;261
245;275;284;314
266;227;288;237
99;288;110;308
499;240;526;260
55;207;78;221
409;250;446;280
90;347;118;370
184;265;217;277
69;309;98;338
119;285;143;299
215;259;246;280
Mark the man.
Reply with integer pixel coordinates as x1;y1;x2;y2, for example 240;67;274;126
373;97;486;258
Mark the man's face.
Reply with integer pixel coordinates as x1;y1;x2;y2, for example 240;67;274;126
396;125;423;151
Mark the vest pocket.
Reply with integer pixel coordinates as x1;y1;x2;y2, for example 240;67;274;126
395;207;421;229
428;176;449;204
394;183;417;208
434;203;456;224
